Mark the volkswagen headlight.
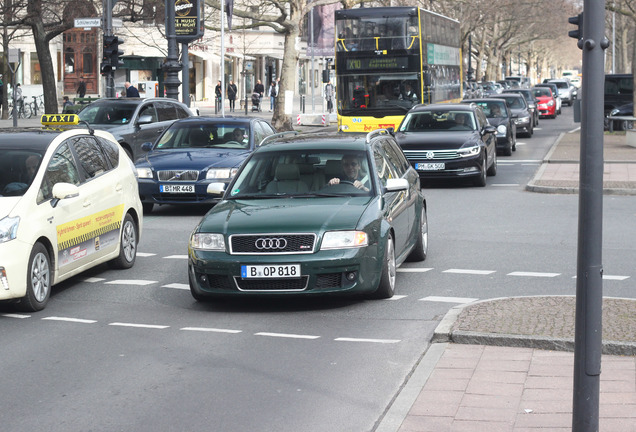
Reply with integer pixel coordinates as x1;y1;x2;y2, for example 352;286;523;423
137;167;153;179
321;231;368;250
0;216;20;244
206;168;238;180
190;233;226;251
457;145;481;158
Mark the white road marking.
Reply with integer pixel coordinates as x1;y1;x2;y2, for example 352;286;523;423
419;296;478;304
334;337;400;344
164;255;188;259
109;322;169;329
255;332;320;340
396;268;433;273
181;327;242;334
105;280;157;286
571;275;630;281
42;317;97;324
497;160;541;163
386;295;408;300
137;252;156;257
84;277;106;283
443;269;495;275
2;313;30;319
508;271;560;278
163;283;190;290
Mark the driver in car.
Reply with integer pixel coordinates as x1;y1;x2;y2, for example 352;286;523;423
328;154;369;191
232;128;246;143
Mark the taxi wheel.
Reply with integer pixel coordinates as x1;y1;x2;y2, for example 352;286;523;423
406;208;428;262
109;214;138;269
19;243;51;312
372;233;396;299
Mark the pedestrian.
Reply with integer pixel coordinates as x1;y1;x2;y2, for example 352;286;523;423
62;96;73;112
253;80;264;112
14;83;23;113
215;80;222;112
324;81;334;113
77;76;87;99
125;82;140;97
227;80;237;112
269;81;277;112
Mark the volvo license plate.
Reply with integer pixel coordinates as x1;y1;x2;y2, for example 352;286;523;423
241;264;301;279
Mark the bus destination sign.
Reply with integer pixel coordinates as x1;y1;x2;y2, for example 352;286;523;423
345;57;409;71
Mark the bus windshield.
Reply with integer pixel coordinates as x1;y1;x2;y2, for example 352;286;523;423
339;74;420;116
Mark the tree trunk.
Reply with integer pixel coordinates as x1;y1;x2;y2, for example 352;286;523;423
272;24;300;131
31;20;58;114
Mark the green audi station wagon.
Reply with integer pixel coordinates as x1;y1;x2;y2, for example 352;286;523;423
188;129;428;300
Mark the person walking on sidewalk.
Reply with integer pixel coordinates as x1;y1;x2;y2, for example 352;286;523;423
227;80;237;112
253;80;264;112
125;82;140;97
269;81;277;112
77;76;87;99
215;80;222;112
324;81;334;113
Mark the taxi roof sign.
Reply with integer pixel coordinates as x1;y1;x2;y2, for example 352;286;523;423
41;114;80;126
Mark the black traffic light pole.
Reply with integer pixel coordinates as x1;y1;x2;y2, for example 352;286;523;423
163;0;182;101
570;1;609;430
103;0;115;97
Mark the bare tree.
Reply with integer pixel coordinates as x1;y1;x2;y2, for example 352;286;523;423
0;0;28;119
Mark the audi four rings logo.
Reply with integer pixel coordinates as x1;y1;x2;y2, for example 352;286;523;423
426;151;435;159
255;238;288;250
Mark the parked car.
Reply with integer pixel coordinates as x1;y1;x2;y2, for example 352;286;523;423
535;83;562;114
532;87;558;119
394;103;497;187
548;79;577;106
481;82;502;97
462;98;517;155
604;74;633;129
491;93;534;137
503;88;539;127
188;129;428;300
135;116;277;213
77;98;196;161
0;114;143;311
608;102;634;131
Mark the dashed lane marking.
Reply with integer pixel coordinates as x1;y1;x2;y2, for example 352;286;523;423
255;332;320;340
84;277;106;283
42;316;97;324
105;280;157;286
2;314;30;319
164;255;188;259
137;252;156;257
181;327;242;334
109;322;169;329
396;268;433;273
443;269;496;275
163;283;190;290
571;275;631;281
508;271;560;278
334;337;400;344
386;295;408;300
419;296;478;304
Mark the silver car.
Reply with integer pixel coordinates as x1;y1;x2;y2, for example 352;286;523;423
78;98;196;161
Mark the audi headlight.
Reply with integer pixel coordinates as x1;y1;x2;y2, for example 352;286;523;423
0;216;20;244
457;145;481;158
137;168;153;179
321;231;368;250
496;125;507;135
610;108;619;116
190;233;225;251
206;168;238;180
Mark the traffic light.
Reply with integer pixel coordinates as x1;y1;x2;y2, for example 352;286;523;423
101;35;124;75
110;36;124;70
568;13;583;40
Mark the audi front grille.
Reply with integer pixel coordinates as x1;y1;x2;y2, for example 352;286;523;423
229;234;316;255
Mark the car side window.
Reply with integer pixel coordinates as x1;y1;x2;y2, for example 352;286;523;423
381;139;407;177
96;137;120;167
138;104;158;123
475;110;487;128
39;142;81;202
373;145;398;187
156;102;179;122
175;105;191;119
253;122;266;146
71;136;111;180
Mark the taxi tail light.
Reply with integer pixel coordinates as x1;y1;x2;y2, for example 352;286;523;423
1;267;9;290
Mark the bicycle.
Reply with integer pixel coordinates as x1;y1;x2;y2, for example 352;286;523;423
30;95;45;117
8;97;32;119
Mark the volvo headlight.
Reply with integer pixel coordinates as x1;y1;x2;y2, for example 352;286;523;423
0;216;20;244
137;167;153;179
321;231;368;250
457;145;481;158
206;168;238;180
496;125;507;135
190;233;226;251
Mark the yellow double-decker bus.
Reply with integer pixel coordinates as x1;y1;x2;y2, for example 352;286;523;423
335;7;462;132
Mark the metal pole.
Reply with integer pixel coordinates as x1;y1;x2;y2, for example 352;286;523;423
182;43;190;106
467;35;472;80
103;0;115;98
220;0;226;117
310;7;315;113
11;73;17;127
572;1;609;430
163;0;182;100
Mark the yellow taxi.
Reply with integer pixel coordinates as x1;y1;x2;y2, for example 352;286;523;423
0;114;143;311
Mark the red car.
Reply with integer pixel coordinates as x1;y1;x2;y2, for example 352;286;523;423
532;87;557;119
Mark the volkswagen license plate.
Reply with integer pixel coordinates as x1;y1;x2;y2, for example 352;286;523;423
416;163;445;171
160;184;195;193
241;264;301;279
